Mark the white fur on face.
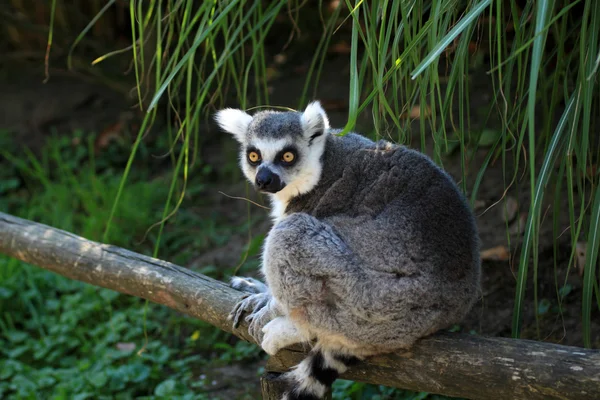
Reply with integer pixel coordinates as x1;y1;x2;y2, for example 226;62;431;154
240;138;290;189
253;138;291;163
270;138;324;222
240;136;326;223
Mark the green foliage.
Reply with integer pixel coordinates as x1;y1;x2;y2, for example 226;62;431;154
0;258;240;400
2;131;162;249
0;132;264;399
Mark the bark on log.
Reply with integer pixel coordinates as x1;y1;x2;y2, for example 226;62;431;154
0;211;599;400
260;373;289;400
260;372;333;400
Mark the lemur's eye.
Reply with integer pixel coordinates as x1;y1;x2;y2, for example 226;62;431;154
281;151;295;163
248;151;261;164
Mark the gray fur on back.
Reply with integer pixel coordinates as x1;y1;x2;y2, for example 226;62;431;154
265;132;481;351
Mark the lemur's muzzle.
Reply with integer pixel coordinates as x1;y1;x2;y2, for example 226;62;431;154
255;167;285;193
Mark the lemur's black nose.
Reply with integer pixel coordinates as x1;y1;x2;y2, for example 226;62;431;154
255;168;284;193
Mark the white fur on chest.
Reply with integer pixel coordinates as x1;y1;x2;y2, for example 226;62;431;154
269;195;288;223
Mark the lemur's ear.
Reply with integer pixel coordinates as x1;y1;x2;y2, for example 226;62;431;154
301;101;330;144
214;108;253;143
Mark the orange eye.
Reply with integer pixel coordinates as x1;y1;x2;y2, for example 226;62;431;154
282;151;295;163
248;151;261;163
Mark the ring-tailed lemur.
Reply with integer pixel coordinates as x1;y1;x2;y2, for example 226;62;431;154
215;102;481;400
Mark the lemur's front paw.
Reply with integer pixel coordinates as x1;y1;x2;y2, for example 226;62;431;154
229;292;272;341
230;276;268;294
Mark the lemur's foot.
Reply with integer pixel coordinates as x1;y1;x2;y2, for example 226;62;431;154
230;276;268;294
261;317;304;355
229;292;272;341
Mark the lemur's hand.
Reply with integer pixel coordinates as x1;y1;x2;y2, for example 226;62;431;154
229;292;273;342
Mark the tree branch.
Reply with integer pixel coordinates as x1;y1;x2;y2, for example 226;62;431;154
0;211;599;400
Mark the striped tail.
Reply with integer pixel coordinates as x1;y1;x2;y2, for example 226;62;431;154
281;348;361;400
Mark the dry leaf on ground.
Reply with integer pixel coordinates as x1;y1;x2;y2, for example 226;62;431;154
400;105;431;120
116;342;136;352
481;245;510;261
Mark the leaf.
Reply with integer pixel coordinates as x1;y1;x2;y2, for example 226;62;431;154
329;40;351;54
0;178;20;194
155;379;177;396
190;331;200;341
5;344;30;359
538;298;551;315
0;360;23;380
0;287;13;299
478;128;502;147
11;374;36;396
411;0;492;79
116;342;136;352
576;241;587;277
124;364;151;383
400;105;431;120
87;371;108;388
95;122;126;153
4;331;28;344
480;245;510;261
558;284;572;300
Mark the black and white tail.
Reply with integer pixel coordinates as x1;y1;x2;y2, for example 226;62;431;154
281;348;361;400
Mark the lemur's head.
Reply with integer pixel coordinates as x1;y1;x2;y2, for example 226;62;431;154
215;101;329;198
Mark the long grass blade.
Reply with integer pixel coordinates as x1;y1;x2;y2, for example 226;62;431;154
580;0;600;348
43;0;57;82
148;0;242;111
340;0;361;135
67;0;117;69
411;0;492;79
583;184;600;348
512;93;575;338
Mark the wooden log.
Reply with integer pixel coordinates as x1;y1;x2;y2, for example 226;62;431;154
0;211;599;400
260;373;288;400
267;336;600;400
